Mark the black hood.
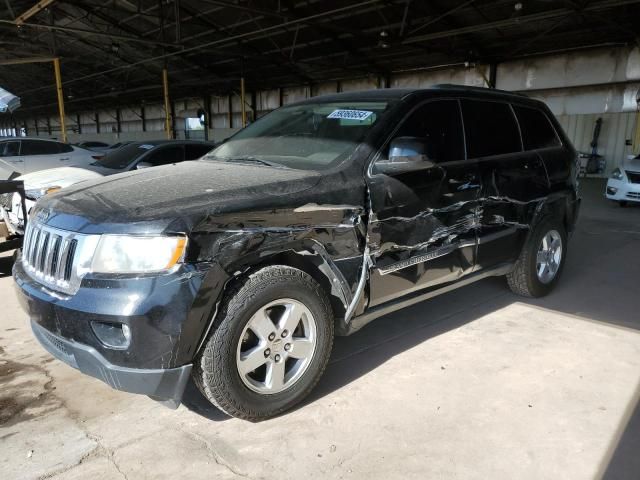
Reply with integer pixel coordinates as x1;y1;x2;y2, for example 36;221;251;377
38;160;323;233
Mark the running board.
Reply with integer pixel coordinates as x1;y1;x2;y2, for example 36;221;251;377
341;263;514;336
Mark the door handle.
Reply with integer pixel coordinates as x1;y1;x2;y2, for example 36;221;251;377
10;159;23;163
59;157;70;161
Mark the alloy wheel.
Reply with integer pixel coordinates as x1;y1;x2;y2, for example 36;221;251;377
236;298;317;394
536;229;563;284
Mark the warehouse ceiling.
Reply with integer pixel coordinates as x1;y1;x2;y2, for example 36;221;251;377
0;0;639;116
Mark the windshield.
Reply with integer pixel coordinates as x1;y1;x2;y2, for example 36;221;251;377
203;101;391;170
94;143;154;169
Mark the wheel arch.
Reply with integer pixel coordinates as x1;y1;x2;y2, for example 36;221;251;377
199;240;355;347
237;246;352;327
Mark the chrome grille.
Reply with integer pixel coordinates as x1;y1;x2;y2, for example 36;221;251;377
22;220;99;295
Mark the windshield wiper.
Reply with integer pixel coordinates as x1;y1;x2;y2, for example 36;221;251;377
213;156;288;169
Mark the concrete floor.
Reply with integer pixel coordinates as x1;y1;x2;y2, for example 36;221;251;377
1;179;640;480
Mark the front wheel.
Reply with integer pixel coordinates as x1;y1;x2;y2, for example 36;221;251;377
193;266;334;421
507;218;567;298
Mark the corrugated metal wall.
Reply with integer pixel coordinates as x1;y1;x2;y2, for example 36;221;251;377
3;45;640;174
557;112;638;175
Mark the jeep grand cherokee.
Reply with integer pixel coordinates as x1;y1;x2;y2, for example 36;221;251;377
13;86;579;420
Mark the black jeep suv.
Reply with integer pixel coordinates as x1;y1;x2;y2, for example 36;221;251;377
14;86;579;420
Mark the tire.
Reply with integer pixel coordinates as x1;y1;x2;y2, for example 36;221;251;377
193;265;334;421
619;201;628;208
507;217;567;298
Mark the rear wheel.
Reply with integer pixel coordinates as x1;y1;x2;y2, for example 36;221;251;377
193;266;333;421
507;218;567;298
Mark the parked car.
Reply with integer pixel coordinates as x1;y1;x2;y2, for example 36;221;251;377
75;141;111;152
1;140;215;235
0;138;100;180
13;86;580;421
606;154;640;206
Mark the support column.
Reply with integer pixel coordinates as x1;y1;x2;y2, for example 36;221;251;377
240;77;246;127
141;105;147;132
489;63;498;89
204;94;211;141
53;57;67;143
116;108;122;134
162;67;172;139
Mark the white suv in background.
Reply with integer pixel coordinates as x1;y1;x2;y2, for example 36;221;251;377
606;154;640;206
0;138;99;180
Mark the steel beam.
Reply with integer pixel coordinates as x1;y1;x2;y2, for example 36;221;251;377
15;0;56;26
0;56;55;65
0;19;180;47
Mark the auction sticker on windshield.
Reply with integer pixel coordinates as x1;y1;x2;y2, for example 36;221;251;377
327;109;373;121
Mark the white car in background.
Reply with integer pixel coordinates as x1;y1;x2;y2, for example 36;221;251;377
606;154;640;206
0;137;100;180
1;140;215;235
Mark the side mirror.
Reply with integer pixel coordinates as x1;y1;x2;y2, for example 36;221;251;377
374;136;435;175
136;161;153;170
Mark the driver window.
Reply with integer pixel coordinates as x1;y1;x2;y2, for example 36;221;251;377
385;100;465;163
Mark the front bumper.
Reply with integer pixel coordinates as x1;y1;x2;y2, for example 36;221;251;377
605;178;640;202
13;251;228;406
32;320;192;408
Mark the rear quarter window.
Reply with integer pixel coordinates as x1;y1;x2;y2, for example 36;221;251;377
513;105;561;150
185;144;214;160
58;143;74;153
461;99;522;158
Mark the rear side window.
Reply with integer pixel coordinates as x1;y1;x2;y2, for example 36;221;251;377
461;99;522;158
390;100;465;162
1;141;20;156
513;105;560;150
59;143;74;153
185;144;214;160
145;146;185;166
21;140;60;156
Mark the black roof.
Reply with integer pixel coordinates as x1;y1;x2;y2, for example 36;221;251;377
296;84;538;106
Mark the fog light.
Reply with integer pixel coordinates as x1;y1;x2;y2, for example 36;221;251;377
91;321;131;349
607;187;618;195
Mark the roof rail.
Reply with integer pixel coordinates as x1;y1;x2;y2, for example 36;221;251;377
430;84;529;98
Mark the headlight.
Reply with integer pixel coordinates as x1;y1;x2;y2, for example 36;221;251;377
25;186;62;200
91;235;187;274
611;168;624;181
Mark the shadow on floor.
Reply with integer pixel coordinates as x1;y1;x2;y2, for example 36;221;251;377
180;378;230;422
0;254;14;279
599;382;640;480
